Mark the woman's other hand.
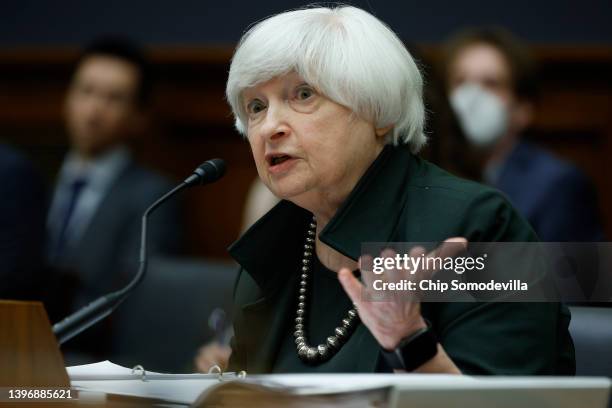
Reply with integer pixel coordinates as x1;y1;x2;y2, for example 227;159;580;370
194;342;232;373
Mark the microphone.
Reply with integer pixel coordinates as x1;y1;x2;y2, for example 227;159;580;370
184;158;226;186
52;159;227;345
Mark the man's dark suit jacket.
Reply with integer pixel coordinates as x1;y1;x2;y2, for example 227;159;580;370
0;144;47;300
47;159;184;359
496;141;604;242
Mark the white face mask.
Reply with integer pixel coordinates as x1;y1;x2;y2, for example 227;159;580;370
450;83;508;148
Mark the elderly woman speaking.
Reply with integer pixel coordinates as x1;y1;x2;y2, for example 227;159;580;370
224;6;574;374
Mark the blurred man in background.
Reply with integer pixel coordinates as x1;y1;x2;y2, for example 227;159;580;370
46;37;184;363
443;28;604;242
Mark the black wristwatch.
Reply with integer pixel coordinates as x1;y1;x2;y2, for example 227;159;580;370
380;320;438;371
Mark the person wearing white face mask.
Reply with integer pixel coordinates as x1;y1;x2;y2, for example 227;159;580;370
443;28;604;242
450;82;509;149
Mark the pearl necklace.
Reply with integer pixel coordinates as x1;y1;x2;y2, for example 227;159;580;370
294;217;360;364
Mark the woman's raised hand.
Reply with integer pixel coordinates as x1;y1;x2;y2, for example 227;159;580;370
338;238;467;350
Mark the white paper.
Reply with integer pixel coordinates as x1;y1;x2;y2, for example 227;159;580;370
67;362;611;407
68;360;235;404
67;360;230;381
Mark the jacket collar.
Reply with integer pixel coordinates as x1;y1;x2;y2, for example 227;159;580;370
228;145;417;297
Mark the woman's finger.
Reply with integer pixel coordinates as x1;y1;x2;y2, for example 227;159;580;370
431;237;468;259
358;254;379;290
338;267;364;309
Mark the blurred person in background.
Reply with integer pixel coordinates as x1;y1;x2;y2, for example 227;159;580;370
442;28;604;242
45;37;184;363
0;144;47;300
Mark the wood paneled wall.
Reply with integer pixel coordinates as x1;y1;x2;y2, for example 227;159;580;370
0;46;610;258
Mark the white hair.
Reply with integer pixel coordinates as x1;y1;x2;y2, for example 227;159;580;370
226;5;426;153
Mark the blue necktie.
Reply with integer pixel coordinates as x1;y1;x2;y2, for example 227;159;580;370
53;178;87;259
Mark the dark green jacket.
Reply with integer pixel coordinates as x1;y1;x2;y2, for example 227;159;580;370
228;146;575;375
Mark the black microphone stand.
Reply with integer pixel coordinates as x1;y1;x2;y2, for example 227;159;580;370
52;182;188;345
52;158;225;345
